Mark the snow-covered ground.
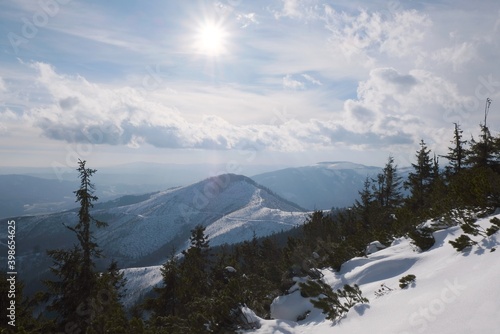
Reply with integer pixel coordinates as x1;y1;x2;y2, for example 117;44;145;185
246;214;500;333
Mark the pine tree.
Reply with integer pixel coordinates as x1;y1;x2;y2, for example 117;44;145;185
405;140;434;211
373;156;403;209
145;250;180;318
88;262;128;334
179;225;212;313
465;124;498;170
353;177;375;231
44;160;108;332
443;123;467;176
368;156;403;241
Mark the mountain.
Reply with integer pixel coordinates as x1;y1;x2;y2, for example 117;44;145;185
3;174;308;294
251;161;382;210
249;214;500;333
0;162;290;218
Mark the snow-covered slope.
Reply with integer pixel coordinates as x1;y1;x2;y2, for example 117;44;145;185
247;214;500;333
5;174;307;293
251;161;382;210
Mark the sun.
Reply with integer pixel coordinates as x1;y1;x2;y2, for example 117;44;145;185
194;21;228;57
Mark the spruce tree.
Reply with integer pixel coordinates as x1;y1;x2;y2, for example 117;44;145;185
145;250;180;319
465;124;498;170
405;140;434;211
44;160;108;332
179;225;212;316
373;156;403;209
443;123;467;176
369;156;403;241
353;177;375;230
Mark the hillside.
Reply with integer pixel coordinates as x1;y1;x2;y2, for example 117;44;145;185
4;174;308;292
251;162;382;210
247;214;500;333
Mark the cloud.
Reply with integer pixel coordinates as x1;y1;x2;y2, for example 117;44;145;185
283;74;305;90
282;74;322;90
58;96;79;110
341;67;475;150
272;0;323;21
370;67;418;92
302;74;322;86
323;6;431;59
274;0;304;19
430;42;477;71
237;13;259;28
12;62;423;153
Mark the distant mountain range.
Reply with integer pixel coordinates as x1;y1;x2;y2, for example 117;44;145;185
0;162;288;218
4;174;307;294
252;161;382;210
0;160;401;218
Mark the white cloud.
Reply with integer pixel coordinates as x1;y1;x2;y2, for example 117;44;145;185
323;7;432;60
341;67;477;151
275;0;303;19
237;13;259;28
273;0;321;21
283;74;305;90
430;42;477;71
302;74;322;86
9;62;422;153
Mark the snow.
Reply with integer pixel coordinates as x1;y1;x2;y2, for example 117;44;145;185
121;265;163;307
97;175;306;259
365;240;387;255
245;214;500;334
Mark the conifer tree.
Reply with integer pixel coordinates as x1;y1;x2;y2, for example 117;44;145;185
465;124;498;170
443;122;467;176
179;225;211;312
373;156;403;209
145;250;180;318
354;177;375;230
369;156;403;240
405;140;434;211
88;262;128;334
44;160;109;332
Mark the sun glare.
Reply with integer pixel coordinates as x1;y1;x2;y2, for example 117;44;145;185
194;21;228;57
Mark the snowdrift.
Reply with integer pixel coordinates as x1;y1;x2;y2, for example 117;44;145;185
247;214;500;334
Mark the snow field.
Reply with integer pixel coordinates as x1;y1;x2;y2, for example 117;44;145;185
248;215;500;334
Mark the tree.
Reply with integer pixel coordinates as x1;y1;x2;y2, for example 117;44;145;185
465;124;499;170
178;225;212;320
405;140;434;211
88;261;128;334
144;250;180;318
353;177;375;230
373;156;403;209
44;160;109;332
443;123;467;176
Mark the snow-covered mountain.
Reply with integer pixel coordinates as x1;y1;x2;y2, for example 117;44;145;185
246;214;500;333
251;161;382;210
5;174;307;293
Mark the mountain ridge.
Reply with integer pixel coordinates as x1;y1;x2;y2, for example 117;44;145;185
3;173;308;294
252;162;382;210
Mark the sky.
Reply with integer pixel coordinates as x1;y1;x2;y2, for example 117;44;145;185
1;0;500;170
